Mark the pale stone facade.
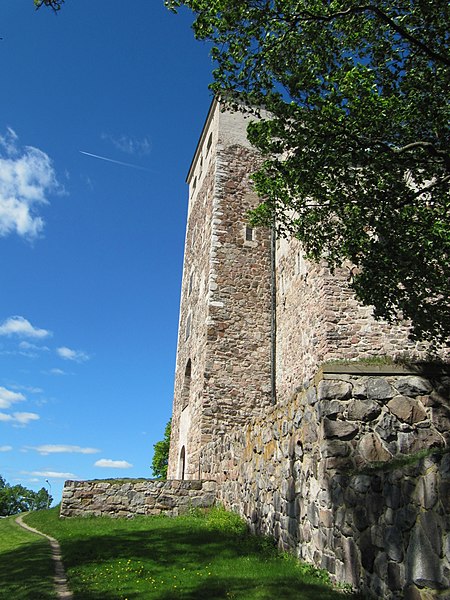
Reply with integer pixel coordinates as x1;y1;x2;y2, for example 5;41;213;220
168;98;446;482
60;479;216;518
168;100;272;481
168;99;450;599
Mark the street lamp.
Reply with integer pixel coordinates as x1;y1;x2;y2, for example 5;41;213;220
45;479;52;509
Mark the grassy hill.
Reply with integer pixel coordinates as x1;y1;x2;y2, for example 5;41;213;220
1;506;358;599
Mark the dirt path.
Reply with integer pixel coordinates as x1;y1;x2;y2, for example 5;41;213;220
15;513;73;599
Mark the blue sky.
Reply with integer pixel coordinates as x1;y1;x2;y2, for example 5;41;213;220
0;1;213;504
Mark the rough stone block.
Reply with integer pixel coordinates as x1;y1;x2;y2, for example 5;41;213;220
317;380;352;401
395;377;433;397
366;377;395;400
322;418;358;440
414;470;439;510
388;396;427;424
347;399;381;421
359;433;392;463
406;521;445;588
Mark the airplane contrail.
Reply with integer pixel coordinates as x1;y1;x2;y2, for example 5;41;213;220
79;150;152;172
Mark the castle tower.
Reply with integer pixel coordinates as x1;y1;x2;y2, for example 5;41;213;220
167;99;273;480
168;99;446;482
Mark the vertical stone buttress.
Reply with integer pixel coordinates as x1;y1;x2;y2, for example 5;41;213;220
168;100;272;480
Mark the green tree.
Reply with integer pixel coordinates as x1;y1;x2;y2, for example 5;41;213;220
167;0;450;344
151;419;171;480
0;475;52;516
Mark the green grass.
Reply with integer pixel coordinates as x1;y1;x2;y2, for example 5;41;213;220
21;506;355;600
0;515;56;599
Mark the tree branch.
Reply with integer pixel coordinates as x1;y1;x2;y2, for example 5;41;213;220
411;174;450;199
289;5;450;68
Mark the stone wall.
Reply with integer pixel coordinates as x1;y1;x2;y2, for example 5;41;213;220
168;100;272;480
275;236;449;400
199;364;450;599
60;479;217;518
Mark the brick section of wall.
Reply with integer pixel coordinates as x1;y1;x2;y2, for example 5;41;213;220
200;366;450;599
60;479;217;518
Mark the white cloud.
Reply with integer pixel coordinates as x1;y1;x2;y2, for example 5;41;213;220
49;368;67;376
0;128;60;239
30;471;77;479
0;445;12;452
0;411;39;426
94;458;133;469
101;132;151;156
19;341;50;352
0;316;51;338
10;384;43;394
0;386;25;409
29;444;100;456
57;346;90;362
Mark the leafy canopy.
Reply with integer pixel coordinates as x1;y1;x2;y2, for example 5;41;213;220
151;419;171;479
0;474;52;516
167;0;450;344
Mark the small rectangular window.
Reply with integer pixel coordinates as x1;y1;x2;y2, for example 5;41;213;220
206;132;212;154
245;226;254;242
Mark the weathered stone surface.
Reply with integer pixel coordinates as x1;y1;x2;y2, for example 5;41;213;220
395;377;433;397
359;433;393;462
387;396;427;424
430;409;450;435
385;526;404;562
347;399;381;421
406;521;445;588
409;429;445;454
317;380;352;401
366;378;395;400
173;364;449;600
414;469;439;510
317;400;345;419
60;479;217;518
342;537;362;587
351;475;372;494
322;418;358;439
375;412;400;441
387;561;403;591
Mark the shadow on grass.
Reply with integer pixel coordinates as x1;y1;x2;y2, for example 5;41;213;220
58;523;356;600
0;538;56;600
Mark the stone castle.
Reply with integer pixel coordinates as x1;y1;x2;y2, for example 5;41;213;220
167;98;450;598
61;99;450;599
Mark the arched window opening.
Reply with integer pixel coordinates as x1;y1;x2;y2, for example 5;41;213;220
181;359;191;410
179;446;186;480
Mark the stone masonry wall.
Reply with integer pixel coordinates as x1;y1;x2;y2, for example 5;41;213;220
60;479;217;518
200;365;450;599
168;142;217;479
275;236;450;401
168;102;272;480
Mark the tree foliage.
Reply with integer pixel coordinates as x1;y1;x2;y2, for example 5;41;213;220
167;0;450;344
34;0;64;11
151;419;171;479
0;475;52;516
